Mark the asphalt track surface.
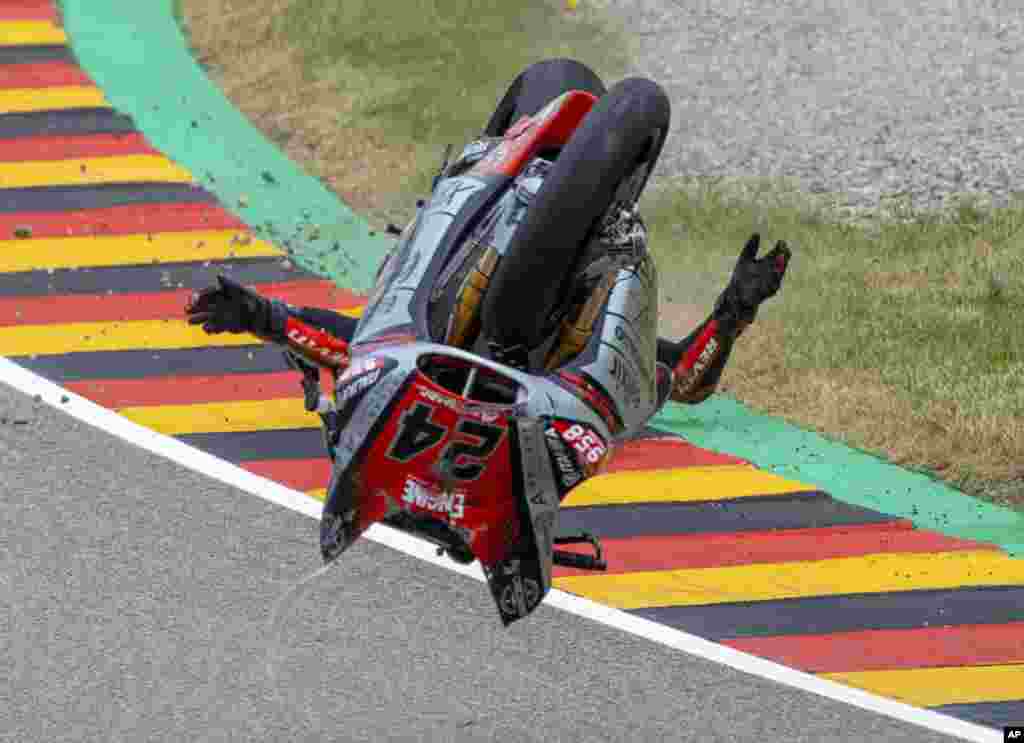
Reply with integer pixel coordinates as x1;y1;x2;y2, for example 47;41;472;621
0;381;954;743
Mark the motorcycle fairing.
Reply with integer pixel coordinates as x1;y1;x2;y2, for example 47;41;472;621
320;339;618;623
469;90;597;178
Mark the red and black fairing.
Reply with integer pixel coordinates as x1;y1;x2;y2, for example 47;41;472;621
351;369;521;568
317;346;611;625
316;90;629;625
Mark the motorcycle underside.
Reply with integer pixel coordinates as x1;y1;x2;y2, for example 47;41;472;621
384;509;608;572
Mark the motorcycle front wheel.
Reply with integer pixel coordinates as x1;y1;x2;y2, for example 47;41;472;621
480;76;671;355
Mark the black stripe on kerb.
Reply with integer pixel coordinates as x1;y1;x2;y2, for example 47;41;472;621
630;585;1024;641
557;493;891;540
0;107;136;140
0;45;74;66
177;428;327;463
931;700;1024;730
0;183;217;213
0;257;312;297
10;345;290;382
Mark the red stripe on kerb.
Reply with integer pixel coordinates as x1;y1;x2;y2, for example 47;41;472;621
605;437;748;471
723;623;1024;673
64;372;306;408
552;521;998;576
0;133;158;162
0;61;92;90
241;458;332;492
0;1;58;21
0;201;245;238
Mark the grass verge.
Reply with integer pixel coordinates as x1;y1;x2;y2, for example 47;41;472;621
180;0;1024;509
645;179;1024;507
180;0;626;228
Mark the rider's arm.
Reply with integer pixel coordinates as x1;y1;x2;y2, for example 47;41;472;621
185;276;356;369
655;234;790;406
656;307;750;405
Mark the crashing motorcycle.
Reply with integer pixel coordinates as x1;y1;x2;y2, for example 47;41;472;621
297;60;672;625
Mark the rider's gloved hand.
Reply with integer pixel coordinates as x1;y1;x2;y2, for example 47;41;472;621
185;275;282;338
715;233;791;325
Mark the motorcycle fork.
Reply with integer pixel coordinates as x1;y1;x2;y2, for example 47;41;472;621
544;270;615;371
444;245;499;350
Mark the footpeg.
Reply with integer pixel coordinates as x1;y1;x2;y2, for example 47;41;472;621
552;531;607;571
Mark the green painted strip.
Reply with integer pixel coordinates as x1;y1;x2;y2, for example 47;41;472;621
653;398;1024;556
57;0;392;292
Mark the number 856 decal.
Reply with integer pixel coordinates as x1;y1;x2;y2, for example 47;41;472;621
386;402;505;481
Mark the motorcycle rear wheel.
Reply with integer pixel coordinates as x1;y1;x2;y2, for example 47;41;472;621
481;76;671;356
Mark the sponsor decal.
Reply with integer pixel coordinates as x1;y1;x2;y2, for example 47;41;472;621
544;425;583;490
691;335;719;377
413;383;503;423
556;422;608;470
337;367;382;405
401;477;466;520
336;356;393;407
286;327;349;367
415;383;461;412
339;355;385;384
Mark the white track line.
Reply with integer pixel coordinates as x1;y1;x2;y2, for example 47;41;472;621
0;355;1000;743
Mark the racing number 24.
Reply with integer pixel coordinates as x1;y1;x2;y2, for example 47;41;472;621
386;402;503;480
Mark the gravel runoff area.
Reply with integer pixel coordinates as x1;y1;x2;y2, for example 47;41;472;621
590;0;1024;216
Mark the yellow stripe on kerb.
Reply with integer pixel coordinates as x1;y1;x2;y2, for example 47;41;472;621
0;155;193;189
0;86;107;114
823;665;1024;707
561;465;810;507
0;21;67;46
0;85;108;114
0;318;260;356
118;399;320;436
552;550;1024;609
0;231;279;272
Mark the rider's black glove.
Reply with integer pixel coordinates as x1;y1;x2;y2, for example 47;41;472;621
185;275;284;338
714;233;791;326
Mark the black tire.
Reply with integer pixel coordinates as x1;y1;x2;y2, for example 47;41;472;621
481;76;671;352
483;58;606;137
